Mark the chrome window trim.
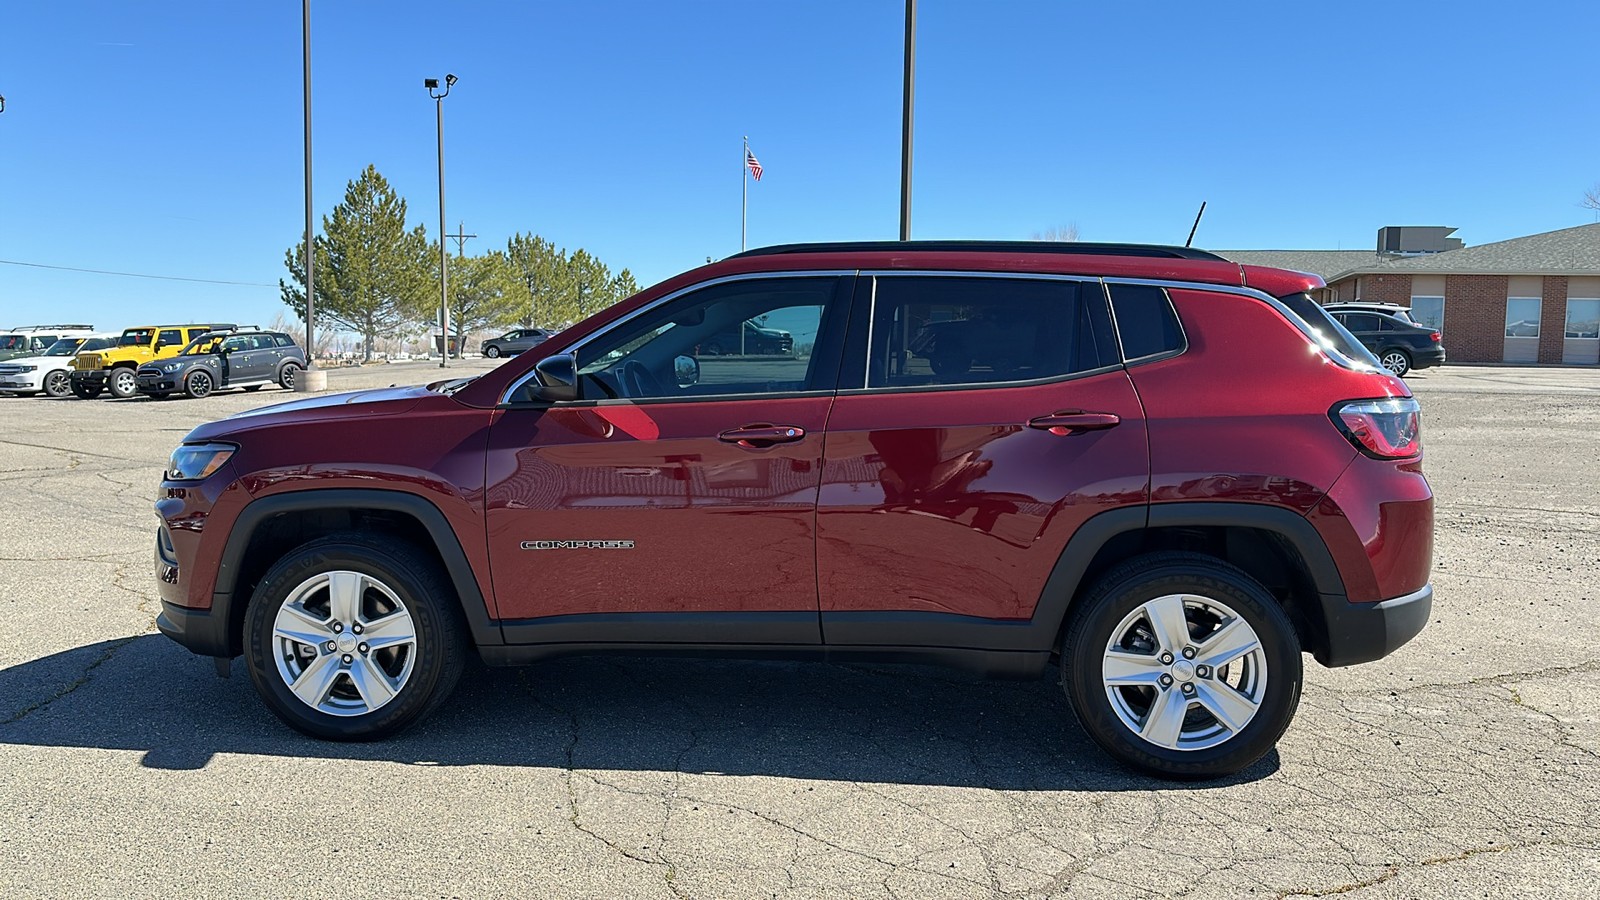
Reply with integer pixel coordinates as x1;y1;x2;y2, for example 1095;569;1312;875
855;270;1110;391
500;270;857;405
1102;276;1379;373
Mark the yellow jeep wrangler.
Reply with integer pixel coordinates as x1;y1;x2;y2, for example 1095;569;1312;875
70;324;237;399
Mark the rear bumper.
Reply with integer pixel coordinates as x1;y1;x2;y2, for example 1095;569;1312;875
1411;346;1446;369
1315;583;1432;667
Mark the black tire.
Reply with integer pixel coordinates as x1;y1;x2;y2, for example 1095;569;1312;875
44;370;72;398
278;362;302;390
243;385;263;392
108;368;139;399
1378;349;1411;377
484;345;501;358
242;533;468;741
1060;551;1302;780
185;369;214;399
70;379;100;400
147;392;172;401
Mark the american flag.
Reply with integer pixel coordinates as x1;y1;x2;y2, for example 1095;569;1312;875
745;148;763;182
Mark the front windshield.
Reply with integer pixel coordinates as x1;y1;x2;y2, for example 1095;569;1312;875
43;339;86;357
178;335;224;355
78;337;115;353
119;328;155;347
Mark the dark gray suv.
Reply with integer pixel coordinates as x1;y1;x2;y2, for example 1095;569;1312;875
135;330;307;399
481;328;553;358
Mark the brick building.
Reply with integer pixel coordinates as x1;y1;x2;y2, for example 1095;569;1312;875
1223;223;1600;365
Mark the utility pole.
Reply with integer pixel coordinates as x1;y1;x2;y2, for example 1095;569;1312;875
446;221;477;258
899;0;916;241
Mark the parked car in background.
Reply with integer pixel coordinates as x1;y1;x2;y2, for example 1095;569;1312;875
700;320;793;356
153;240;1433;780
1326;310;1445;376
480;328;554;358
70;323;236;398
0;334;118;397
136;330;307;399
0;325;97;362
1323;302;1417;325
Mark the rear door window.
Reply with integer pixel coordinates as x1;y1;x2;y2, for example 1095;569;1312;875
862;276;1112;389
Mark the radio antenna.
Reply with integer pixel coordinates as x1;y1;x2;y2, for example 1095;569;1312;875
1185;201;1207;248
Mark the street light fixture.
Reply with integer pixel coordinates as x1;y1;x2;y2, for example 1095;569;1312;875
426;73;458;367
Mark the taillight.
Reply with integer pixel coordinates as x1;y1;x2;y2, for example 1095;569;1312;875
1430;332;1442;342
1333;398;1421;459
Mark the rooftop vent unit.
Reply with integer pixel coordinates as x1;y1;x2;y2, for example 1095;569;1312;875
1377;226;1463;256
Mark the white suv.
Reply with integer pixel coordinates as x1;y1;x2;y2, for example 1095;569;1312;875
0;333;118;398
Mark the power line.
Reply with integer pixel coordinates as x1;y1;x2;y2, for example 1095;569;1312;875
0;258;276;288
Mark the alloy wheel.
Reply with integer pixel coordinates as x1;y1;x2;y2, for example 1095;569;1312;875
111;369;137;397
1380;351;1410;376
45;371;70;397
1101;593;1268;751
271;570;418;717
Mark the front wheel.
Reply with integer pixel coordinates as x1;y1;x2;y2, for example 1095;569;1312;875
1379;349;1412;377
70;379;101;400
185;369;214;399
108;368;139;399
44;370;72;398
484;345;501;358
242;534;468;740
1061;552;1302;779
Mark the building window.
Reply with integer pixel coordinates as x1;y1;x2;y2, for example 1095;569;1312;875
1410;296;1444;331
1505;297;1541;338
1567;299;1600;339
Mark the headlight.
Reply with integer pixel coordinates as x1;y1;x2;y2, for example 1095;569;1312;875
166;442;236;481
161;362;185;372
15;365;37;373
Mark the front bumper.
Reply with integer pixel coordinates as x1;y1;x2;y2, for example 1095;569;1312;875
0;374;43;391
70;370;108;389
1315;583;1432;667
137;369;179;392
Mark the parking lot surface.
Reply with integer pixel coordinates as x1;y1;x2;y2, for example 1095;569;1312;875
1;362;1597;898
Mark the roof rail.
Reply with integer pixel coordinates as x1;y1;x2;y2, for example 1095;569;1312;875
730;240;1228;262
9;324;96;331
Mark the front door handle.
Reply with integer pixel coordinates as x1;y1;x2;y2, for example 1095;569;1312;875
718;423;807;449
1027;411;1121;436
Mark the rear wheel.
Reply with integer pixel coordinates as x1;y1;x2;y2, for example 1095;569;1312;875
243;385;263;392
1061;552;1302;779
108;368;138;399
242;534;468;740
185;369;214;399
279;362;302;389
1379;349;1411;377
44;370;71;398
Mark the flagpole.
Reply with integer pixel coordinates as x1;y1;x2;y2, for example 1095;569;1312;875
741;135;748;252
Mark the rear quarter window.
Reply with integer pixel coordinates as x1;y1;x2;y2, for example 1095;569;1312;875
1279;293;1381;367
1108;284;1185;361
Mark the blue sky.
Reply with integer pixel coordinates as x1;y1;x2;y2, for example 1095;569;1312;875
2;0;1597;330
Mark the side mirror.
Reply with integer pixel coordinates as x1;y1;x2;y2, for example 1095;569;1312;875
532;353;579;402
673;354;700;387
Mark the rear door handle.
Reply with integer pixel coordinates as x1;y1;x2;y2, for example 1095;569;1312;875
717;423;807;448
1027;411;1121;436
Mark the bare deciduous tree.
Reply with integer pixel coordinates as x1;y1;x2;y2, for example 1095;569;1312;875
1583;183;1600;213
1033;223;1081;242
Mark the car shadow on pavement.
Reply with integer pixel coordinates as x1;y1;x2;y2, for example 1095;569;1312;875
1;635;1279;789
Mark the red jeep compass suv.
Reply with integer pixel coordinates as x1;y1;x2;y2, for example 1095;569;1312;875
154;242;1433;778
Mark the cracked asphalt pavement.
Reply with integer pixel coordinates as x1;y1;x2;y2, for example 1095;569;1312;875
1;362;1597;898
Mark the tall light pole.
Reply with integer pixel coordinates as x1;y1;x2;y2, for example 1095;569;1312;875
426;74;457;367
899;0;916;241
301;0;315;371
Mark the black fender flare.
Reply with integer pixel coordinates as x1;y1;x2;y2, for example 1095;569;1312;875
209;488;502;656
